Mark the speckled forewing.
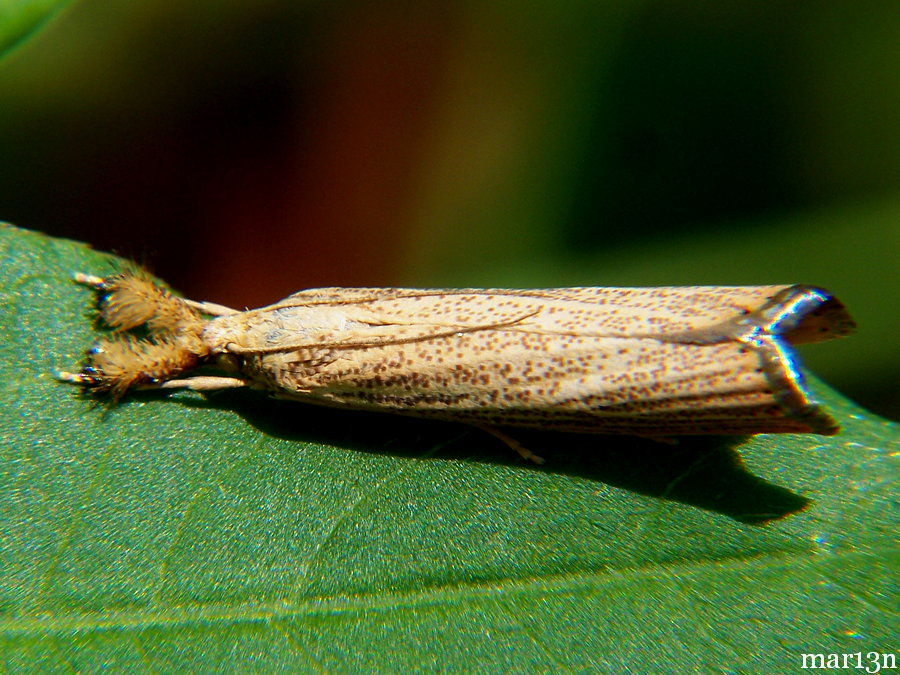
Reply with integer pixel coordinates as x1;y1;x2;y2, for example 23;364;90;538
218;285;852;435
229;286;825;434
257;327;810;434
273;286;795;339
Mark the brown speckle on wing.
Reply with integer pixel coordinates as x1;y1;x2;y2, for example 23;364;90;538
216;284;852;436
253;329;810;435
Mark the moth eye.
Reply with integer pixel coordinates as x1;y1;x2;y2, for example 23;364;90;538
217;354;241;372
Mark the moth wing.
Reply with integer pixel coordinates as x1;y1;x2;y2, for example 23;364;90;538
511;286;855;342
257;286;852;436
273;285;854;345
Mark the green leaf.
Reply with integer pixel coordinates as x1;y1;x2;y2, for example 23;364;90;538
0;0;73;59
1;223;896;672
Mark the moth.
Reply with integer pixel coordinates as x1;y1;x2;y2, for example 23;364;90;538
58;272;856;462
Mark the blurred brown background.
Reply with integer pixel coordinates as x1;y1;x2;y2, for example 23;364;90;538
1;0;898;417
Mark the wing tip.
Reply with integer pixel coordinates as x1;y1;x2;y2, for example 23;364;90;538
773;285;856;344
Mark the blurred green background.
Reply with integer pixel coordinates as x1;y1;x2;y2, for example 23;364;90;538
1;0;898;417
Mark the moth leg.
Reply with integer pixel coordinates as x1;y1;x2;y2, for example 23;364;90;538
56;371;245;393
477;425;545;465
152;376;248;391
75;270;206;336
57;335;207;399
58;365;244;397
73;272;107;288
76;272;237;317
183;299;239;316
62;272;221;400
56;370;95;385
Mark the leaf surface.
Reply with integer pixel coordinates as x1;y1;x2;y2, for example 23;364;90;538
0;224;896;672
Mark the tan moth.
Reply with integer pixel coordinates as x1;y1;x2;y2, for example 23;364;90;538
57;272;856;462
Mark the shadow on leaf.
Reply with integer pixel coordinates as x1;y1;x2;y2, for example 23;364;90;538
162;388;809;525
